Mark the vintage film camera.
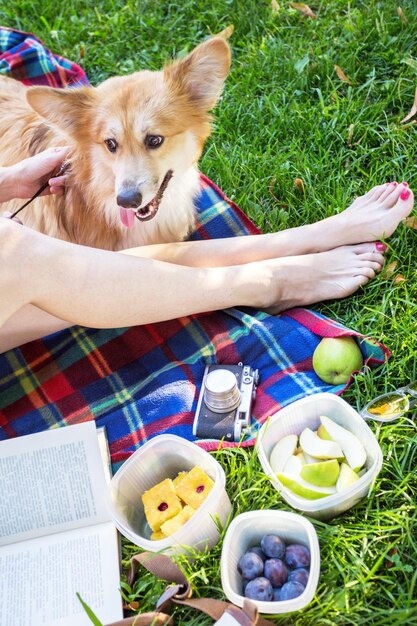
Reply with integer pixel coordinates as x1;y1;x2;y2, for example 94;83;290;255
193;363;259;441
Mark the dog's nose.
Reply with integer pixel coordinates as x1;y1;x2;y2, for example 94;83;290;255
117;188;143;209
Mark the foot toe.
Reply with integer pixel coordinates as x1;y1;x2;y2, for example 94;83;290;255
369;183;391;201
377;181;408;207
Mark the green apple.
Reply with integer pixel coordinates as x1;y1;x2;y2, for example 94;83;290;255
320;415;366;472
336;462;360;492
299;427;343;460
312;337;364;385
278;472;337;500
269;434;298;473
300;459;340;487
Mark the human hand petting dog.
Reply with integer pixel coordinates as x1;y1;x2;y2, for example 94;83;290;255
0;146;69;202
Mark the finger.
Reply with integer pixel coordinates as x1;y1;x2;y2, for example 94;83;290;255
49;186;65;196
48;174;68;187
29;146;70;177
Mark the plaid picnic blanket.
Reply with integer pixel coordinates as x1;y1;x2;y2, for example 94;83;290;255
0;28;388;470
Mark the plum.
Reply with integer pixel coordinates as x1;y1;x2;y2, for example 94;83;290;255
264;558;288;588
260;534;286;559
244;577;274;601
248;546;267;562
279;581;305;600
272;586;282;601
285;544;311;569
237;552;264;580
288;567;309;587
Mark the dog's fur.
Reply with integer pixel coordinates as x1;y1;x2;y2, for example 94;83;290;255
0;37;231;250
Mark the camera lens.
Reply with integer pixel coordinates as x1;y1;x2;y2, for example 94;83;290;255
204;369;241;413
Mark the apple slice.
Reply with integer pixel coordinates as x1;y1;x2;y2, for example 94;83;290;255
277;472;337;500
336;462;360;492
317;424;333;440
303;451;320;464
283;454;304;475
269;434;298;473
299;427;343;460
319;415;366;472
300;459;340;487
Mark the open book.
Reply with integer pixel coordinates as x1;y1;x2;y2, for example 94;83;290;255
0;421;123;626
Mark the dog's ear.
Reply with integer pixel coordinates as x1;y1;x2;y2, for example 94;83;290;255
26;87;96;135
164;37;231;111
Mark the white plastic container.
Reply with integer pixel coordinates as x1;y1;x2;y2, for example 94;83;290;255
108;434;232;555
256;393;383;520
221;510;320;614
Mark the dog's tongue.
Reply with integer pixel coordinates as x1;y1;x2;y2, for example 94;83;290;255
119;207;136;229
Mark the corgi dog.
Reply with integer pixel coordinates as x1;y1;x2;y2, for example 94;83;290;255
0;37;231;250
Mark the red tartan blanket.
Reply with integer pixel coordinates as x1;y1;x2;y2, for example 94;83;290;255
0;28;388;470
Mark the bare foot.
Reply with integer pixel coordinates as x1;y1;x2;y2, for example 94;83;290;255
326;181;414;247
260;243;385;313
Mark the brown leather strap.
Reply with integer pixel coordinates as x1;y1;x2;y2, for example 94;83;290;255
128;553;189;588
173;597;273;626
117;551;276;626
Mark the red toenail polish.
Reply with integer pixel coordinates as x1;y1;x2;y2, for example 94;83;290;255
391;181;398;186
400;189;410;200
376;242;388;252
402;181;408;186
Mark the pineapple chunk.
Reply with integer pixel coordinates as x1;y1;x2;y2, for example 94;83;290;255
173;471;187;488
142;478;183;531
174;466;214;509
160;505;196;536
150;530;167;541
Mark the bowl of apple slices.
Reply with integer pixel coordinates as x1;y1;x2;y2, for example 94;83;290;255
256;393;383;520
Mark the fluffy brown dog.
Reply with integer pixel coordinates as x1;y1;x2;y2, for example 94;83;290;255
0;37;231;250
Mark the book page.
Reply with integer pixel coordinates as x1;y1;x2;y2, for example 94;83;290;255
0;522;123;626
0;422;110;546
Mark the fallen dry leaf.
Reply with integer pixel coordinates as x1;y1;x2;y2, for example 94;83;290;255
294;177;305;192
215;24;234;40
397;7;407;24
334;65;352;85
290;2;317;19
386;261;398;277
405;216;417;229
122;601;140;611
271;0;280;12
400;85;417;124
386;548;398;568
79;44;85;59
394;275;406;284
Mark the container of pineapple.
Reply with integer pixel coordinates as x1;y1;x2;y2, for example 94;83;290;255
108;434;232;554
256;393;383;520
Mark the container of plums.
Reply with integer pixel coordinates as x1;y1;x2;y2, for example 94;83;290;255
108;434;232;555
256;393;383;520
221;510;320;614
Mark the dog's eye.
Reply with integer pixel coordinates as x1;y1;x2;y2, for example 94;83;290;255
145;135;164;149
104;138;118;153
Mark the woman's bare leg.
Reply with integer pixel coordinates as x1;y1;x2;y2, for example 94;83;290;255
0;219;385;334
0;306;71;353
0;182;413;352
121;181;413;265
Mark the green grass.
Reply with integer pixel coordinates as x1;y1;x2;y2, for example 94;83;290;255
2;0;417;623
